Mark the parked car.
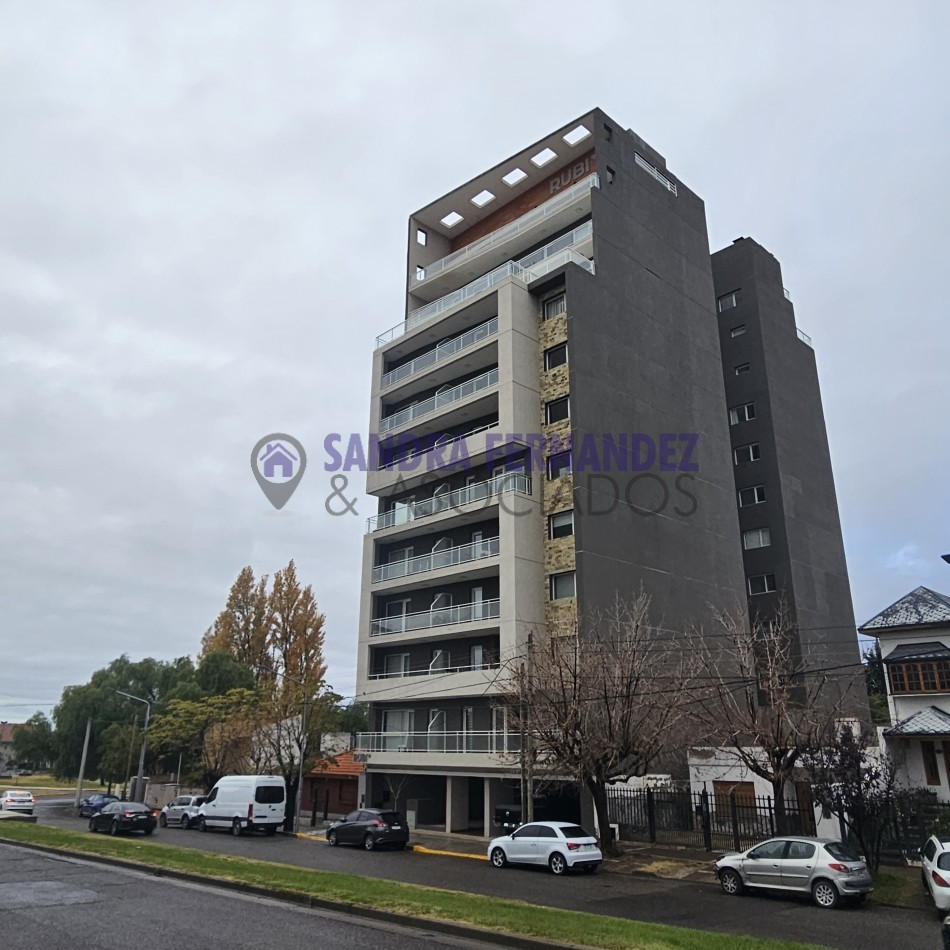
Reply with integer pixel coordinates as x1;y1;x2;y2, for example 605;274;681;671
326;808;409;850
196;775;285;836
488;821;602;875
715;837;872;908
919;835;950;913
0;790;35;814
88;800;157;836
159;794;206;829
77;793;119;818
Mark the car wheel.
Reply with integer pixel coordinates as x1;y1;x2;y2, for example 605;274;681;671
88;818;97;833
328;830;338;846
181;816;190;830
231;819;243;837
364;834;376;851
198;817;207;833
719;868;743;896
143;828;153;836
109;820;120;837
548;852;568;876
490;847;508;868
159;813;167;828
812;879;840;909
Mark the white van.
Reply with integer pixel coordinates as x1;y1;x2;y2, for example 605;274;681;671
196;775;286;836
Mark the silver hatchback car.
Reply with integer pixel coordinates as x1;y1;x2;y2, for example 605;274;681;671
715;836;872;909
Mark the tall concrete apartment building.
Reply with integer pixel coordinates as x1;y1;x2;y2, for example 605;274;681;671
354;109;861;834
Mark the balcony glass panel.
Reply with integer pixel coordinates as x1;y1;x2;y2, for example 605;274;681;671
370;597;500;637
379;367;499;433
373;536;499;582
368;657;500;679
356;730;521;753
381;318;497;389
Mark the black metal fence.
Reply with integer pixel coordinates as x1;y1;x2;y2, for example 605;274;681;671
606;786;815;853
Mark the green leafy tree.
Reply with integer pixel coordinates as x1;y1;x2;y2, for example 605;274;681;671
863;642;890;725
97;721;140;787
195;651;256;696
12;713;54;770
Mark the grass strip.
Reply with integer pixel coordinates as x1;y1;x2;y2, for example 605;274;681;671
0;822;827;950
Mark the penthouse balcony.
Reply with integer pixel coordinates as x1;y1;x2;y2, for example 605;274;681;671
366;472;531;532
409;174;599;303
370;597;500;638
376;228;595;349
379;367;499;434
373;536;499;584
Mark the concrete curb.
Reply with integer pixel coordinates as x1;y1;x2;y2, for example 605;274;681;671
0;837;592;950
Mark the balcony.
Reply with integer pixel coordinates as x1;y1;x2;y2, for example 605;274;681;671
796;327;813;348
373;536;499;583
409;174;599;302
367;472;531;532
370;597;500;637
381;317;498;391
356;730;521;754
368;658;500;680
376;224;595;348
379;367;499;434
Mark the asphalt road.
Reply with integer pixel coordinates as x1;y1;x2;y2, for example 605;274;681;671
33;798;945;950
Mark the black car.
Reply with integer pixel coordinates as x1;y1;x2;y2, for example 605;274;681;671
88;800;157;836
78;793;119;818
326;809;409;850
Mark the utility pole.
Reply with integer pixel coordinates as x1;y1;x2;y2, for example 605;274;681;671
115;690;151;802
122;717;138;799
294;695;309;834
73;717;92;808
519;660;527;823
525;632;534;823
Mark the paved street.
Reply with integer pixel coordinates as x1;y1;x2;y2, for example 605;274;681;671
32;798;945;949
0;843;491;950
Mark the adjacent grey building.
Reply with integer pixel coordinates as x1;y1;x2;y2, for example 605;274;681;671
354;109;862;834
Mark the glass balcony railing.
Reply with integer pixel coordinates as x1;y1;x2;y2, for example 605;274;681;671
379;367;499;433
368;658;500;680
356;730;521;753
366;472;531;531
381;317;498;390
410;174;599;288
373;536;499;583
376;223;596;348
370;597;500;637
796;327;813;348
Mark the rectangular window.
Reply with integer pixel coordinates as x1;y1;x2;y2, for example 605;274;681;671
547;451;572;479
742;527;771;550
550;571;576;600
606;166;615;185
729;402;756;425
735;362;750;375
415;266;425;280
383;654;410;676
471;644;486;670
543;294;567;320
747;573;777;596
545;396;570;424
734;442;761;464
416;229;427;246
730;324;746;338
544;343;568;370
718;292;738;312
549;510;574;539
429;649;450;672
888;661;950;694
923;741;941;786
738;485;766;507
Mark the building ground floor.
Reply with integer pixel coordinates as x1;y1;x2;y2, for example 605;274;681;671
357;767;594;838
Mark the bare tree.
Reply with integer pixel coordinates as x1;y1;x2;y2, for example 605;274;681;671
691;602;856;834
499;594;698;855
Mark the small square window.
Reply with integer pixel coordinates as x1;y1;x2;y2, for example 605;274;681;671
742;527;771;550
735;362;750;375
718;292;738;312
471;189;495;208
550;571;576;600
734;442;761;464
531;147;558;168
543;294;567;320
502;167;528;187
730;324;746;338
544;343;568;371
547;451;572;479
546;396;570;425
416;229;427;246
747;573;777;596
738;485;766;507
549;510;574;539
440;211;464;229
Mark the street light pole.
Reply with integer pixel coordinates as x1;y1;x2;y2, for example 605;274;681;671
115;690;151;802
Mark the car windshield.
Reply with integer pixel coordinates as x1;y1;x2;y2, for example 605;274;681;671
559;825;592;839
824;842;862;862
4;791;31;798
123;802;148;810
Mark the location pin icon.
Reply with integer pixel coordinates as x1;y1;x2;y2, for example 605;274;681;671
251;433;307;510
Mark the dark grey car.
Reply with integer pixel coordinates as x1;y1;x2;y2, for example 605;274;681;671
326;808;409;851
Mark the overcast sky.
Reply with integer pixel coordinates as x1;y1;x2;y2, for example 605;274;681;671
2;1;948;723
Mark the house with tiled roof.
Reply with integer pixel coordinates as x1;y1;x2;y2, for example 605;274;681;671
860;586;950;799
302;748;364;820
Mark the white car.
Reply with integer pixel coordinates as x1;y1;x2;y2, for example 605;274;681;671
488;820;602;875
920;834;950;912
0;790;35;814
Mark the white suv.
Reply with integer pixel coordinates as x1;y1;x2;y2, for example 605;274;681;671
920;835;950;912
159;794;206;829
488;820;602;875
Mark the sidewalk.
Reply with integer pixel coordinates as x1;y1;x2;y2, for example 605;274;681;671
298;823;717;883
